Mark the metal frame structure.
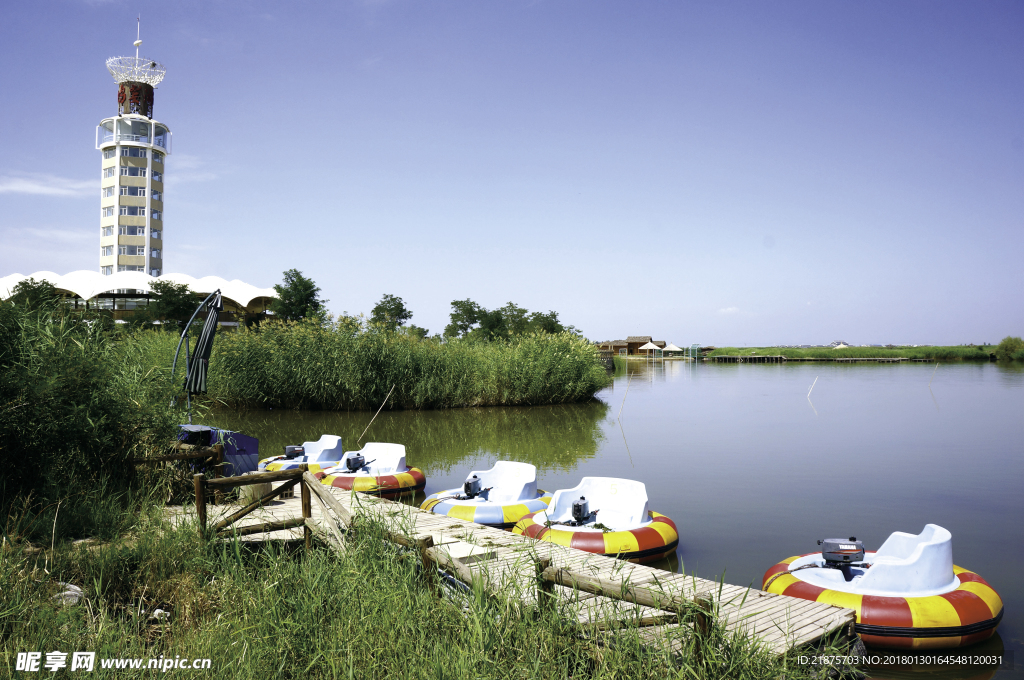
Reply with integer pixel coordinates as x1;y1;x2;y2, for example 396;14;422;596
105;56;166;86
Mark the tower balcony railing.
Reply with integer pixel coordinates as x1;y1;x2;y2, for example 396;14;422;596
100;133;168;149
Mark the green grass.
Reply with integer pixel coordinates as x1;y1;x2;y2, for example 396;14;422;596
136;320;612;410
706;345;995;361
1;494;853;679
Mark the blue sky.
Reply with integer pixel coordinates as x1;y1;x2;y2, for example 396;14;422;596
1;1;1021;345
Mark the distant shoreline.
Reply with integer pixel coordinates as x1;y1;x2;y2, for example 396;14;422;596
707;346;993;361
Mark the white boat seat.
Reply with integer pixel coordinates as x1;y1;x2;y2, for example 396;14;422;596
463;461;538;503
545;477;649;532
301;434;344;463
855;524;958;595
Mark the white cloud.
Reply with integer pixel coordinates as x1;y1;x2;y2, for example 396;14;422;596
24;227;93;244
164;154;219;185
717;307;739;315
0;173;97;197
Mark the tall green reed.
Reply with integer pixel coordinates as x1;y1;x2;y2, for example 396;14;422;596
136;320;612;410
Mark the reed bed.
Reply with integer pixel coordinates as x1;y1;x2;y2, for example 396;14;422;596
0;304;182;510
137;320;612;410
1;494;850;680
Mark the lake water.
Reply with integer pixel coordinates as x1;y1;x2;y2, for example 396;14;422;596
215;360;1023;677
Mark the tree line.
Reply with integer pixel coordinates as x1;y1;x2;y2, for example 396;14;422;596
5;270;579;341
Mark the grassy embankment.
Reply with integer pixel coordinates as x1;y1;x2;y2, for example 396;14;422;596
706;346;996;361
136;318;612;410
2;498;853;680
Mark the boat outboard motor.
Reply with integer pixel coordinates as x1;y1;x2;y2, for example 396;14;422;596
818;537;865;582
345;454;366;472
463;474;483;498
571;496;597;525
284;445;305;459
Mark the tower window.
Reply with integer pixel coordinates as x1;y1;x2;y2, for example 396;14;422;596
117;265;145;272
120;166;147;177
102;186;115;197
119;226;145;236
121;147;147;158
151;191;162;201
151;249;161;259
101;266;113;276
102;207;115;217
119;186;146;197
102;226;114;236
103;148;116;159
151;268;162;276
151;211;161;221
153;152;164;164
119;245;144;256
101;245;113;256
120;206;146;216
103;167;116;178
151;230;161;239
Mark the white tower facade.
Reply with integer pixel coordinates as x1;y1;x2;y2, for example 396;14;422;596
96;45;171;276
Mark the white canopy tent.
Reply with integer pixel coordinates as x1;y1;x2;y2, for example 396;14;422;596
638;341;660;359
662;343;684;357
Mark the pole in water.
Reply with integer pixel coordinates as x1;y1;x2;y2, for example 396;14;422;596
929;362;938;387
618;372;634;420
358;384;396;444
807;376;818;398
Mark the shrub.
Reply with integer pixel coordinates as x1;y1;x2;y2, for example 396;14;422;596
995;336;1024;362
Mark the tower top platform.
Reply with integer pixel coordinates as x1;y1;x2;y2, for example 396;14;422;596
106;56;166;86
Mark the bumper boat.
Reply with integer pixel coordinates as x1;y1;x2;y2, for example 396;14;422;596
762;524;1003;649
258;434;345;474
420;461;552;529
315;443;426;498
513;477;678;563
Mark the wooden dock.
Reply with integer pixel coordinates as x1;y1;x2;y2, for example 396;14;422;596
166;479;856;658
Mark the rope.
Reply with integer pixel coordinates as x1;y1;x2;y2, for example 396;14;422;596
762;563;821;591
357;384;396;443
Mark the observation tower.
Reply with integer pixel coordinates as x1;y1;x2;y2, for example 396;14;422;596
96;27;171;276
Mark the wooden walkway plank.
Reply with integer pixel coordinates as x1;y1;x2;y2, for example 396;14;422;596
166;482;855;656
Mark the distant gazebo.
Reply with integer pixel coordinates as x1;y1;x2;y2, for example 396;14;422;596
662;343;684;357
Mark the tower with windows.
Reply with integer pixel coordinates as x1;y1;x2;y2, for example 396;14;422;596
97;35;171;276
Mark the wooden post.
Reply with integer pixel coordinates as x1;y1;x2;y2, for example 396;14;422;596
692;595;712;664
211;445;224;505
417;535;436;595
536;557;553;614
194;474;207;540
299;464;312;551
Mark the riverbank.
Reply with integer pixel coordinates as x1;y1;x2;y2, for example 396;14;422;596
706;345;995;361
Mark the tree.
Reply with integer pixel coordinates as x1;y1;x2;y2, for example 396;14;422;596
499;302;530;336
445;298;579;340
995;336;1024;362
444;299;483;338
271;269;328;322
477;308;508;340
370;294;413;332
8;278;59;310
529;310;564;334
404;324;429;340
145;280;197;330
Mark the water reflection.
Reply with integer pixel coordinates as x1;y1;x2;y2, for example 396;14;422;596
213;401;608;475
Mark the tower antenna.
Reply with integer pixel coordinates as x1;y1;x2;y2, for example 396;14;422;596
134;15;142;59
